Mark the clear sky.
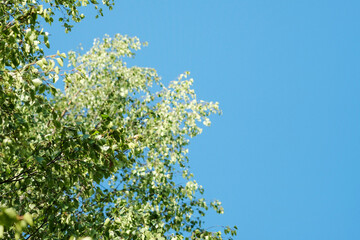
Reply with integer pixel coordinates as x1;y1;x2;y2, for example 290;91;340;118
45;1;360;239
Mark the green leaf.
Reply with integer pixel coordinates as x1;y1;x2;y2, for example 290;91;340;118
23;213;33;226
104;218;110;226
50;86;58;95
0;225;3;238
4;208;17;220
53;120;61;128
38;84;46;94
35;156;44;163
32;78;43;86
56;58;63;67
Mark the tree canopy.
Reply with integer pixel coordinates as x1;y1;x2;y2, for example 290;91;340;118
0;1;237;239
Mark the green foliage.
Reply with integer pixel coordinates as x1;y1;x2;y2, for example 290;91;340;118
0;1;237;239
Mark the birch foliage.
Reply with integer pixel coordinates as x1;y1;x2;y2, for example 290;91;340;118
0;1;237;239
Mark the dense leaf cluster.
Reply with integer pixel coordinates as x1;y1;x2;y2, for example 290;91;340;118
0;1;237;239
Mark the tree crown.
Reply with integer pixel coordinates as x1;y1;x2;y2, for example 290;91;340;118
0;1;237;239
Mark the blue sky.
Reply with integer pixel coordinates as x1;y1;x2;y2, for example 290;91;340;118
46;1;360;239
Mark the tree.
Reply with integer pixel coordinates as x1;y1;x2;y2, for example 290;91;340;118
0;1;237;239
